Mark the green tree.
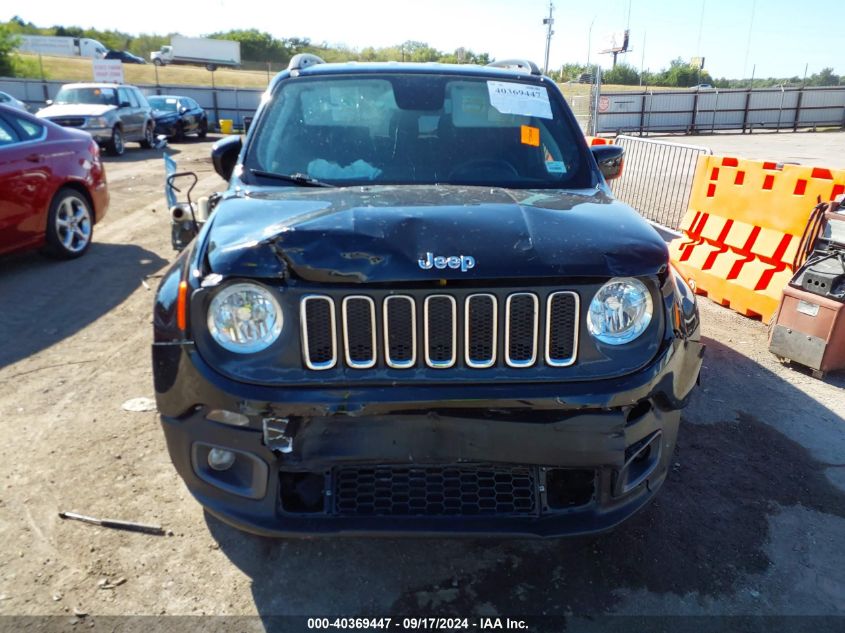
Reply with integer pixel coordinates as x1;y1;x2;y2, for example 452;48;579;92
558;63;587;82
603;63;640;85
807;67;840;87
209;29;291;63
0;24;20;75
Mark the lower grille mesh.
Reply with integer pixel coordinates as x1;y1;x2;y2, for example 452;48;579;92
333;465;537;516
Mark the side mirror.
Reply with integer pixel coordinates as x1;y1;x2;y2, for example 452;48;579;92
591;144;625;181
119;101;132;108
46;99;53;106
179;107;188;114
212;135;242;181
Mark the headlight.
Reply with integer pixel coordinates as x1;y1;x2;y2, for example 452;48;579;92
207;283;283;353
587;278;653;345
86;116;108;128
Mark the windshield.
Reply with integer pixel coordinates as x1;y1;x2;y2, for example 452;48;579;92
55;87;117;106
245;73;593;189
149;97;178;112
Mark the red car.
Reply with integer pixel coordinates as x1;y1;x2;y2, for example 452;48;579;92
0;104;109;259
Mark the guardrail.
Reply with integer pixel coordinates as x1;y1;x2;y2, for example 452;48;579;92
609;135;711;230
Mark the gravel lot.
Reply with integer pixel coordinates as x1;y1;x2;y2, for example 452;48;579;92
0;133;844;630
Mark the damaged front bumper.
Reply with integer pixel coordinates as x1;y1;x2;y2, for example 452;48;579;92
154;335;703;538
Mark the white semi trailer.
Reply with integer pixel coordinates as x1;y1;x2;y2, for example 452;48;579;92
17;35;108;59
150;37;241;71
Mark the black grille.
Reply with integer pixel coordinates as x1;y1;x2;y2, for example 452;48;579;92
426;296;455;366
385;296;415;366
50;117;85;127
302;297;335;368
343;297;375;366
547;292;578;365
466;294;496;366
507;294;538;365
333;465;537;516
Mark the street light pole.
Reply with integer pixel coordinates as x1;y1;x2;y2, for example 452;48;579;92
587;16;596;70
543;1;555;74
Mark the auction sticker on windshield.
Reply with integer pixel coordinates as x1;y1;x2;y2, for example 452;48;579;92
487;81;552;119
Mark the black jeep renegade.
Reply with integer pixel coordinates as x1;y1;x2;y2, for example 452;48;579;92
153;55;703;537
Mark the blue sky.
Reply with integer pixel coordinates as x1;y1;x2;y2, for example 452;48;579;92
4;0;843;79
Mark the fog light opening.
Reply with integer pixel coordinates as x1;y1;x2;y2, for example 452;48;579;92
208;448;236;471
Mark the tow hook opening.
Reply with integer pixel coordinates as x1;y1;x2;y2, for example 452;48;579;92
279;472;327;513
543;468;596;510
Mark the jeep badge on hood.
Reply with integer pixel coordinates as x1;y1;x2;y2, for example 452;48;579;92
418;252;476;272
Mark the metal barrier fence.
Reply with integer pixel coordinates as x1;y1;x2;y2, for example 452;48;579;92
597;86;845;134
0;77;262;130
610;135;711;230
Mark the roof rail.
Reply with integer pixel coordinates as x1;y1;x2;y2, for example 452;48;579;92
486;59;542;76
288;54;325;72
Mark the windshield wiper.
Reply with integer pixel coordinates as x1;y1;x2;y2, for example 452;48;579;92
249;169;335;188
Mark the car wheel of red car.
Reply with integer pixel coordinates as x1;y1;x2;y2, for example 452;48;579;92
108;126;125;156
44;189;94;259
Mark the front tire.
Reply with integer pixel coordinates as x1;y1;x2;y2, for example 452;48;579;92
107;126;124;156
140;122;155;148
153;58;163;66
197;118;208;139
44;188;94;259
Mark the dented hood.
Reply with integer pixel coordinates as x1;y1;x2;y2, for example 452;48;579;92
203;185;669;282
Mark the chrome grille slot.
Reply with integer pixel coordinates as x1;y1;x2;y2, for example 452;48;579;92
505;293;539;367
384;295;416;368
301;295;337;370
342;296;377;369
424;295;457;368
546;292;579;366
465;294;497;368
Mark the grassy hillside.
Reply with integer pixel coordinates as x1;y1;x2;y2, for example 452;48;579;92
16;53;681;94
18;54;272;89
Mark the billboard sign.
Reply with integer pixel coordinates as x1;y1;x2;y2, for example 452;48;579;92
600;30;630;53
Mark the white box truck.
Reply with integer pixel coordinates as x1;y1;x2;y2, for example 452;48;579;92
17;35;108;59
150;37;241;71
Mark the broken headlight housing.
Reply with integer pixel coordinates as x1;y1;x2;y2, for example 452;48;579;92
207;283;283;353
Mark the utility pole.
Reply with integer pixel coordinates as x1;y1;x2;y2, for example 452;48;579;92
742;0;756;80
639;31;646;86
543;1;554;74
